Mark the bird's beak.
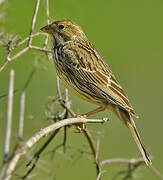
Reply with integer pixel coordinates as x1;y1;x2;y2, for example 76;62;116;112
40;25;54;34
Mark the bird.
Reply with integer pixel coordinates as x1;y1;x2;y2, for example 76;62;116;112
41;19;151;166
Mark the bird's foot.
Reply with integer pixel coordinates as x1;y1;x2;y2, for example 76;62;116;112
75;114;87;132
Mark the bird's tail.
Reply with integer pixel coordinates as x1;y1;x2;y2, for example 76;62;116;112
109;105;152;166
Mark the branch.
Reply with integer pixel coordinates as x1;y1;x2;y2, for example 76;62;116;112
18;91;25;139
0;118;107;180
4;69;15;161
42;0;50;50
101;157;144;166
97;157;145;180
0;0;52;73
16;33;47;47
28;0;40;46
18;68;36;140
82;129;101;177
22;129;61;179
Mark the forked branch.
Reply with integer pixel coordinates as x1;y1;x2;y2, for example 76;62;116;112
0;0;51;72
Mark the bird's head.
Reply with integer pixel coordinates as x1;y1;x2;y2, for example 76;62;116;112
40;19;87;44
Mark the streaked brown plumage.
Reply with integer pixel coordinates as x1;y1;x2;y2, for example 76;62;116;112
41;19;151;165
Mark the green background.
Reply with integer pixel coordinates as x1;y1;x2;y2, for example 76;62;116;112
0;0;163;179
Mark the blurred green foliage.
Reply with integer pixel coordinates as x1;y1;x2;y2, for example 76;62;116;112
0;0;163;179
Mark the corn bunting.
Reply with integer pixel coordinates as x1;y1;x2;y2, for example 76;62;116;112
41;19;151;165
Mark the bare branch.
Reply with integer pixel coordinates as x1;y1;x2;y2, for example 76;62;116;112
45;0;50;25
0;60;9;72
22;129;61;179
30;45;51;53
18;91;26;139
63;127;67;153
8;47;30;62
51;129;68;159
65;88;69;102
17;33;47;47
0;118;106;180
28;0;40;46
96;157;145;180
56;76;62;100
4;69;15;161
18;65;37;140
101;157;144;166
0;0;52;73
42;0;50;50
23;68;36;91
0;44;51;73
82;129;101;178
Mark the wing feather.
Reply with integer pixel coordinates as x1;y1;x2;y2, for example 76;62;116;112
61;41;138;117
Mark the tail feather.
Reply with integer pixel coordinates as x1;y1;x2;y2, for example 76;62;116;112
126;119;152;165
109;105;152;166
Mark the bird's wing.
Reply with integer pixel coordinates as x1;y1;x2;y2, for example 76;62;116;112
62;41;138;117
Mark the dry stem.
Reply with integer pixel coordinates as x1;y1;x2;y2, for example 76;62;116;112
4;69;14;161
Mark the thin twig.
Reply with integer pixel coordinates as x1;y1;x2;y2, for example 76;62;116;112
30;45;51;53
22;68;36;91
0;60;8;72
61;88;69;153
0;47;29;72
82;129;101;177
8;47;30;62
22;129;61;179
18;67;36;139
82;129;96;158
65;88;69;102
51;129;68;159
95;137;103;180
56;76;62;100
101;157;144;166
117;161;143;180
56;77;75;116
42;0;50;50
96;157;145;180
45;0;50;25
60;100;76;117
28;0;40;46
18;91;26;139
17;33;47;47
4;69;15;161
63;126;67;153
95;137;100;164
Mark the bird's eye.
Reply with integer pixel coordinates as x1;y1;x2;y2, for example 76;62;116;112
59;25;64;30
